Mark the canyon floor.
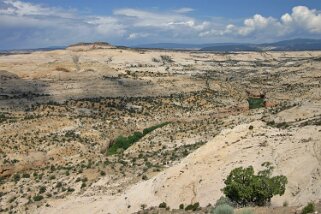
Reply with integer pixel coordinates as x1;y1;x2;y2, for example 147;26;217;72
0;43;321;213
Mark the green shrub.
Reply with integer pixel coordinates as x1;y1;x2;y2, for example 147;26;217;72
67;187;75;192
108;122;170;155
81;183;86;189
223;162;287;207
215;196;234;207
159;202;167;208
212;204;234;214
22;173;30;178
13;174;20;183
247;97;265;109
301;202;315;214
185;202;200;211
160;55;174;63
276;122;289;129
179;204;184;209
152;57;160;63
0;176;4;185
33;195;44;201
283;201;288;207
39;186;46;194
143;122;170;135
142;175;148;180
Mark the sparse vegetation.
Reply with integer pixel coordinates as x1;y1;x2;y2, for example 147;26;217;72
160;55;174;63
55;67;71;72
212;204;234;214
185;202;200;211
301;202;315;214
159;202;167;208
247;97;265;109
33;195;44;202
0;43;320;213
107;122;170;155
72;55;80;71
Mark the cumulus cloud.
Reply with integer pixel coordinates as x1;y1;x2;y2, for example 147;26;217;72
282;6;321;33
214;6;321;39
0;1;321;49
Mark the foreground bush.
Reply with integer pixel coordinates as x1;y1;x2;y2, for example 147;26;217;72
223;162;287;207
215;196;234;207
301;202;315;214
212;204;234;214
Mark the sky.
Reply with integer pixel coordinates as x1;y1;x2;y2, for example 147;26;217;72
0;0;321;49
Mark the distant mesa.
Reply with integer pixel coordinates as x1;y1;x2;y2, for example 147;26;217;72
67;42;114;51
200;38;321;51
133;38;321;51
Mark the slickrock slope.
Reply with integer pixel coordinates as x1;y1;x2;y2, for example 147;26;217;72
39;118;321;214
1;45;321;213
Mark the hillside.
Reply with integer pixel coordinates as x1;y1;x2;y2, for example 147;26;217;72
201;39;321;51
38;111;321;213
0;44;320;213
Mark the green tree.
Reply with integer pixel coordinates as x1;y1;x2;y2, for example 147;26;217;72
223;163;287;207
301;202;315;214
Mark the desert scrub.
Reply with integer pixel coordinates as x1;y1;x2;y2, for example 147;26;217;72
215;196;234;207
212;204;234;214
247;97;265;109
185;202;200;211
159;202;167;208
33;195;44;202
301;202;315;214
160;55;174;63
0;112;6;123
108;122;170;155
55;67;71;73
